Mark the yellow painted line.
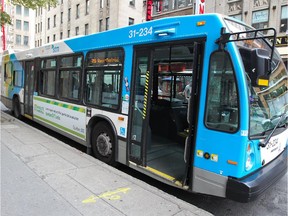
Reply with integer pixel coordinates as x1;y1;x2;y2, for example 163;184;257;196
82;187;131;204
146;166;183;187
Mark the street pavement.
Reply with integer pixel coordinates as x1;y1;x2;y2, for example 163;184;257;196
1;111;212;216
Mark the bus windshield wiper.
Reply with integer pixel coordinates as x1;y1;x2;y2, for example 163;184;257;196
259;113;286;148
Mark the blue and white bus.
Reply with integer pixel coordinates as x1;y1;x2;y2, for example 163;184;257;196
1;14;287;202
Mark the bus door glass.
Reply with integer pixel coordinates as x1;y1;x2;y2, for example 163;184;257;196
24;61;35;116
129;49;151;165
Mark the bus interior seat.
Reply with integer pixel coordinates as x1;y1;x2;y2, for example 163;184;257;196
150;99;188;141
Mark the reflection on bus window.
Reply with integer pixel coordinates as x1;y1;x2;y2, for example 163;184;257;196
40;70;56;96
40;58;57;97
59;71;80;99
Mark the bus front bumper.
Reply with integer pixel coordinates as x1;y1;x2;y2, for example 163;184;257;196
226;148;287;203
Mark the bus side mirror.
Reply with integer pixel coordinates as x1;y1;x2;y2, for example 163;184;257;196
239;48;270;87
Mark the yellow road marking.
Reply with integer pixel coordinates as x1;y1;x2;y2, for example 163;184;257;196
82;187;131;204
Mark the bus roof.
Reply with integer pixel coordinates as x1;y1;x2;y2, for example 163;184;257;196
7;13;241;61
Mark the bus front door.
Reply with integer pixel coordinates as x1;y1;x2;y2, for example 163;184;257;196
24;61;35;117
129;41;204;188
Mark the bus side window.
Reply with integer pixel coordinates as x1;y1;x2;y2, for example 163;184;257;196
13;70;23;87
39;58;57;97
86;71;101;105
4;62;12;85
59;70;80;100
102;70;120;108
40;70;56;96
205;51;239;133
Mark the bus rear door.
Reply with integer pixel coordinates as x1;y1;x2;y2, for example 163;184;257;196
24;60;36;118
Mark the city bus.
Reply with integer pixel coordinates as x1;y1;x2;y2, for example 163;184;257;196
1;14;287;202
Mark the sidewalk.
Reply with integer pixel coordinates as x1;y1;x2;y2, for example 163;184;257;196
1;111;212;216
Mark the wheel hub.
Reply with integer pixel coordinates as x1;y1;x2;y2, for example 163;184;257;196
96;133;112;157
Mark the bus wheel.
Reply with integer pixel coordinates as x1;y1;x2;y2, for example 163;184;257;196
91;122;116;166
13;97;22;119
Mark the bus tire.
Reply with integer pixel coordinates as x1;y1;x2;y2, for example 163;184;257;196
13;97;22;119
91;121;116;166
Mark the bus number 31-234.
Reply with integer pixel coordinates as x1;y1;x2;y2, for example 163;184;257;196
128;27;153;38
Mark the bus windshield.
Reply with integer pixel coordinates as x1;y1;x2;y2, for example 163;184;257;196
225;19;288;137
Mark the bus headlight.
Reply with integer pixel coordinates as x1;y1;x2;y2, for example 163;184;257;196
245;143;255;171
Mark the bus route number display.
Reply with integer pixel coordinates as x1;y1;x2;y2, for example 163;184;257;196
128;27;153;39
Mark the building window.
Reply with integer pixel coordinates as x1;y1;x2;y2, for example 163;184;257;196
47;36;50;43
54;15;56;27
155;1;163;13
85;23;89;35
16;5;21;15
24;7;29;16
53;34;56;41
129;17;134;25
129;0;135;7
24;36;29;46
106;17;109;30
16;20;21;30
68;8;71;21
35;24;37;33
60;32;63;39
48;18;50;29
38;23;40;32
40;39;42;46
61;12;63;24
162;0;170;12
16;35;21;45
107;0;109;7
75;26;79;35
24;21;29;31
252;9;269;31
230;14;242;21
100;0;104;8
40;22;42;32
68;30;70;38
280;6;288;33
76;4;80;19
99;19;103;32
86;0;89;15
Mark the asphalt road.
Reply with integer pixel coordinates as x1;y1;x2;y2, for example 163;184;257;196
3;109;287;216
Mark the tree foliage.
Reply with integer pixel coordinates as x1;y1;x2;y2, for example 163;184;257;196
1;0;57;25
10;0;57;10
1;11;12;25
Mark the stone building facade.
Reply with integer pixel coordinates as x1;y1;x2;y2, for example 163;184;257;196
34;0;144;47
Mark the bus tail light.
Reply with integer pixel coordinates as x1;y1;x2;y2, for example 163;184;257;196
245;143;255;171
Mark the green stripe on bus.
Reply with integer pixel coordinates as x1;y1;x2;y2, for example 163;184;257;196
34;96;86;113
34;114;86;139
